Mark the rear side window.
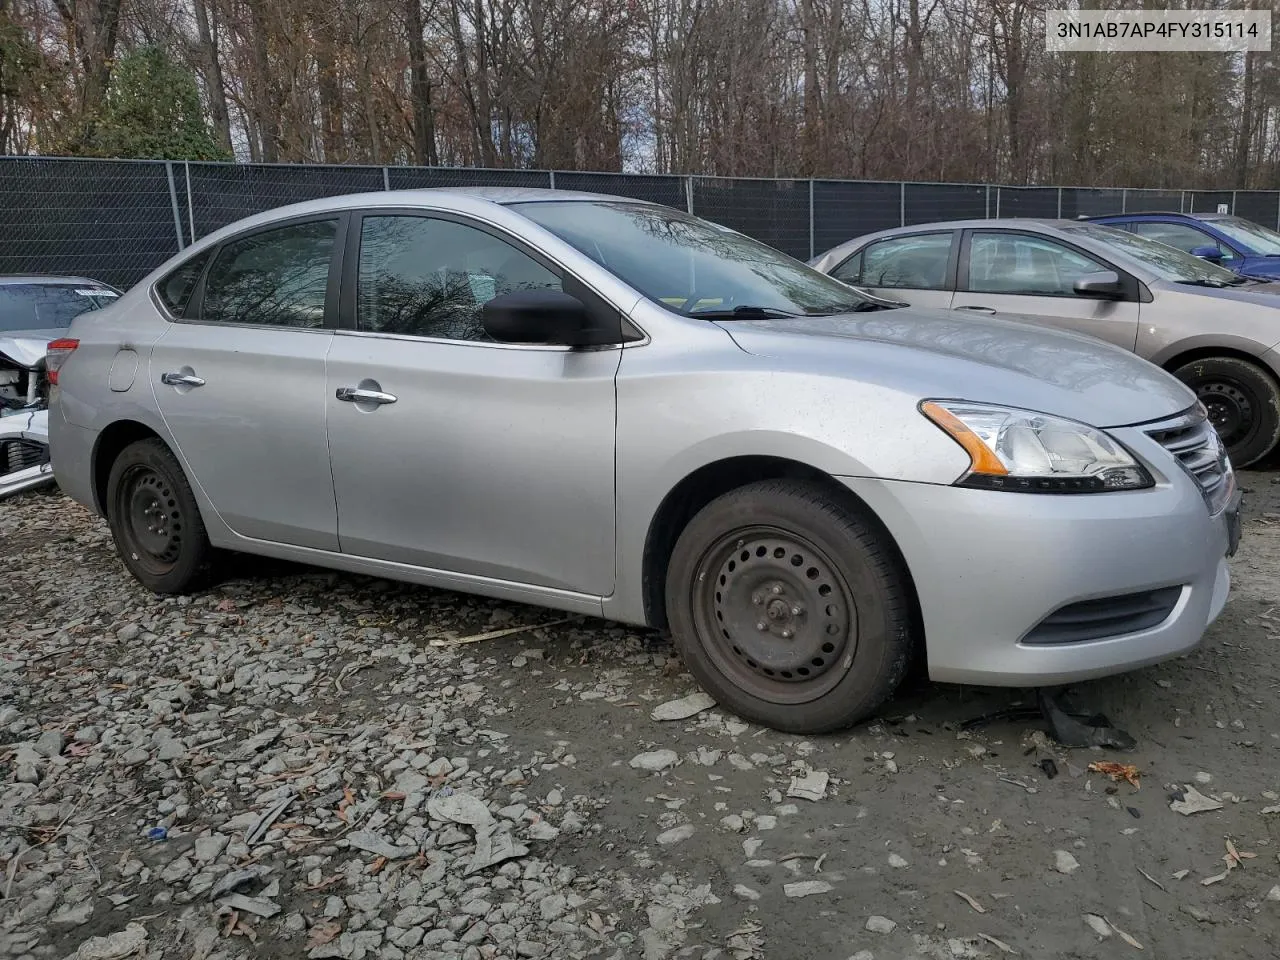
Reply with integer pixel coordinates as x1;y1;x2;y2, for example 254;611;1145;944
200;219;339;328
859;233;953;290
156;250;211;317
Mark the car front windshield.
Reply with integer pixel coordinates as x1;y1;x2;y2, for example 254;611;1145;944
509;200;879;317
1211;216;1280;255
0;283;119;332
1065;224;1244;284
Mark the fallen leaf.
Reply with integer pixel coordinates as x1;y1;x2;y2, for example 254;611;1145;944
1088;761;1140;789
306;921;341;949
978;932;1018;955
1103;916;1144;950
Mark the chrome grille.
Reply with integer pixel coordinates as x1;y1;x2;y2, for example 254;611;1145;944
1145;405;1234;515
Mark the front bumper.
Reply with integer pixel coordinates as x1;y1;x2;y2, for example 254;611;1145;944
0;408;54;499
840;439;1234;686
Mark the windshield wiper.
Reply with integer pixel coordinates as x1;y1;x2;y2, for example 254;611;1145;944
1176;278;1233;288
687;305;801;319
806;301;899;314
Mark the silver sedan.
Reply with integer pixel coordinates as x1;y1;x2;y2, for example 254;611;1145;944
48;190;1238;733
811;218;1280;467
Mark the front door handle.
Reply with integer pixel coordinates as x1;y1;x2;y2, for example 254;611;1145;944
161;372;206;387
955;305;997;315
336;386;397;405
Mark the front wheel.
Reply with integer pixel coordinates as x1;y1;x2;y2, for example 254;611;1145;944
105;438;213;594
665;479;916;734
1172;356;1280;468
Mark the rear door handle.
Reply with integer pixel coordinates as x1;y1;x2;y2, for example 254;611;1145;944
955;305;997;315
336;386;397;405
161;372;205;387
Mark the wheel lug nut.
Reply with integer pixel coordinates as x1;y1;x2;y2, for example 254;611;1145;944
752;595;762;605
771;584;783;595
756;621;768;631
791;605;802;615
780;629;793;639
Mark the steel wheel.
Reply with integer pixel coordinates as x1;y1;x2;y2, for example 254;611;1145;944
117;464;185;576
692;524;859;704
106;437;214;594
1198;379;1254;448
1174;356;1280;468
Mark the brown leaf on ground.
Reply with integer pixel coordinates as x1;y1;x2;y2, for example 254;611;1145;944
1088;761;1141;788
306;921;342;949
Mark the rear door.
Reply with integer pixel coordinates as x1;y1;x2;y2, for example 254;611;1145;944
149;214;345;550
826;231;957;310
950;229;1141;351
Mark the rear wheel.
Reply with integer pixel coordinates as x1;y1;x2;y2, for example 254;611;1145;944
665;479;916;734
106;438;212;594
1172;356;1280;468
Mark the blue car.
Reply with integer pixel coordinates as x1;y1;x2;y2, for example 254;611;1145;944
1086;211;1280;281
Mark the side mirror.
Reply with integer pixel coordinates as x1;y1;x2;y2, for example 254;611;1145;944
1073;270;1124;299
1190;244;1224;263
481;289;592;345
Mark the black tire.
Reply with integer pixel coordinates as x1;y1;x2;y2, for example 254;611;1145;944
665;479;916;734
105;438;213;594
1172;356;1280;468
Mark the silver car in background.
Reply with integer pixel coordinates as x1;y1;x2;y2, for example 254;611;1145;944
0;275;120;497
811;219;1280;467
49;190;1238;733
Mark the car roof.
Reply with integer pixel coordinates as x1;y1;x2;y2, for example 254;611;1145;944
1083;211;1225;222
0;274;114;286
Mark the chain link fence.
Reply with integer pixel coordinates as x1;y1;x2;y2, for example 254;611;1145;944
0;155;1273;290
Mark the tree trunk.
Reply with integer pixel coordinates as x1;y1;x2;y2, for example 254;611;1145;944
406;0;438;165
1236;50;1255;187
192;0;233;154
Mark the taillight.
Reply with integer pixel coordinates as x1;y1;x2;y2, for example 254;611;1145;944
46;338;79;385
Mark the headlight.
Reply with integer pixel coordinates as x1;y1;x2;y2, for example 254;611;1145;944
920;401;1153;493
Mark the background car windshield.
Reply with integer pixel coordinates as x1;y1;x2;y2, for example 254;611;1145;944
1066;224;1242;282
511;200;873;315
1212;216;1280;255
0;283;118;331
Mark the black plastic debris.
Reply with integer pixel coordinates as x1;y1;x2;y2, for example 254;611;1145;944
1039;758;1059;779
958;689;1136;751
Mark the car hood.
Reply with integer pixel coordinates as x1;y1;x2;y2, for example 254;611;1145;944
717;308;1197;429
0;328;67;368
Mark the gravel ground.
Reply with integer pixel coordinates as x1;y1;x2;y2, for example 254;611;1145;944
1;470;1279;960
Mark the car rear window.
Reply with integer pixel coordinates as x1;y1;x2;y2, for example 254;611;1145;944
0;284;119;331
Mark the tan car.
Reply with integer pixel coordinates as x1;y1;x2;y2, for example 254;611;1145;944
811;218;1280;467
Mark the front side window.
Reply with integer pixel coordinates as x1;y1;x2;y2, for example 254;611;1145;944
1128;222;1233;259
356;215;561;341
0;283;119;331
200;219;338;328
859;234;953;290
966;233;1107;296
510;200;885;317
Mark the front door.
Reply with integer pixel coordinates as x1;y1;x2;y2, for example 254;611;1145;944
325;211;618;595
951;230;1141;351
149;215;343;549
